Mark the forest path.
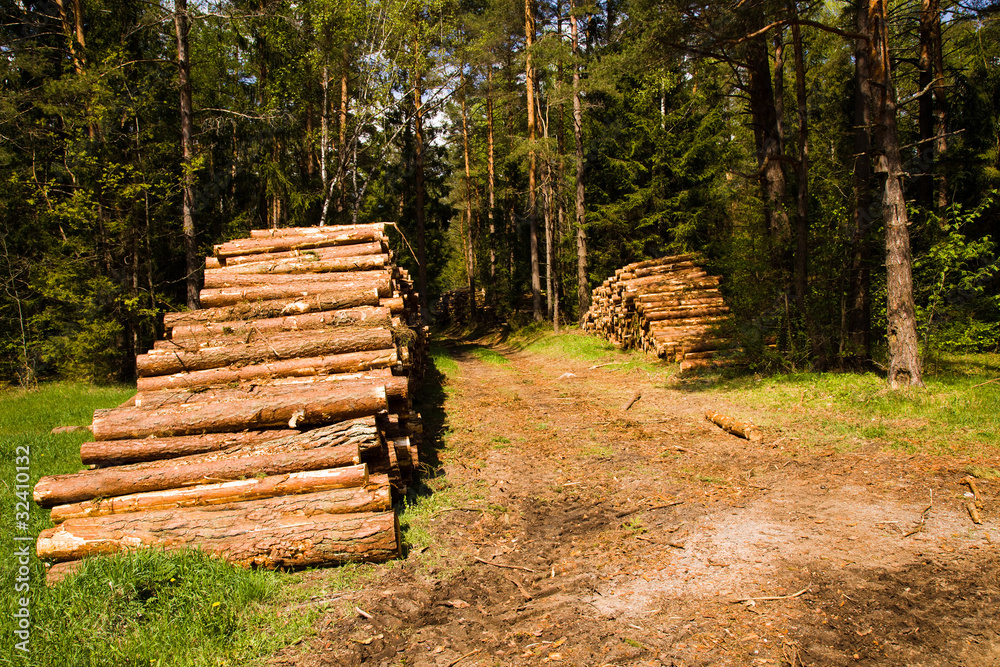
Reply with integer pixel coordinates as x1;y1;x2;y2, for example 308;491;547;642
280;333;999;667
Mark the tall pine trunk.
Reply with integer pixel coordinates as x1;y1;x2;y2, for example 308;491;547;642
174;0;199;309
461;71;477;321
413;42;429;324
571;1;589;322
486;67;497;281
526;0;542;321
868;0;923;387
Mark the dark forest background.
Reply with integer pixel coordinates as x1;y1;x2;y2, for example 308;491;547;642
1;0;998;384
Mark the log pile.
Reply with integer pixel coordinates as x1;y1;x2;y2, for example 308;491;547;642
35;223;427;582
582;254;734;369
436;288;489;325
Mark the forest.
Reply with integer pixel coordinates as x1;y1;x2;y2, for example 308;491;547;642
1;0;998;386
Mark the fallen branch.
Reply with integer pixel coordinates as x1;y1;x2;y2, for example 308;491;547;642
733;586;810;604
904;489;933;537
590;362;627;369
445;649;481;667
474;556;534;572
705;409;763;443
971;377;999;389
621;390;642;411
354;606;374;620
962;476;983;504
967;502;984;525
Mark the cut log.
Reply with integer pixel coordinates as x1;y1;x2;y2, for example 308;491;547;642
37;506;400;567
206;255;387;278
213;226;385;258
90;383;387;440
248;223;385;239
381;297;404;313
220;240;385;267
133;371;408;409
199;279;391;308
705;409;763;442
203;268;388;289
137;327;393;376
642;306;730;321
166;306;391;343
162;288;380;328
137;348;398;392
35;438;367;507
81;429;297;467
49;465;372;522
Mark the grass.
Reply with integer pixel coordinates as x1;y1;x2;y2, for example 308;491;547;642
0;382;363;667
512;328;670;377
703;353;1000;458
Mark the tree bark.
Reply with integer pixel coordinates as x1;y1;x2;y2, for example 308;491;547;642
137;348;398;393
206;255;386;280
526;0;542;321
486;67;497;281
137;327;393;376
35;442;365;508
49;466;376;523
90;384;387;440
38;507;400;568
81;429;300;467
461;71;477;321
174;0;199;309
413;39;429;324
211;240;385;269
212;226;384;259
162;288;380;328
868;0;923;387
846;0;873;366
571;0;589;322
166;306;390;343
199;279;390;308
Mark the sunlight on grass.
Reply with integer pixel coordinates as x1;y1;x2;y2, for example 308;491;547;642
429;342;460;377
712;355;1000;457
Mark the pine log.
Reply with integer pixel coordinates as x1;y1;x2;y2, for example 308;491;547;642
133;371;408;409
704;409;763;442
35;430;370;507
166;306;391;343
248;223;386;238
37;506;400;567
642;306;730;321
631;260;702;277
199;279;391;308
136;348;398;392
381;297;404;313
213;227;385;259
208;254;387;277
90;384;387;440
49;465;372;523
162;288;380;328
622;254;698;271
220;240;385;267
137;327;393;376
203;268;388;289
81;429;297;467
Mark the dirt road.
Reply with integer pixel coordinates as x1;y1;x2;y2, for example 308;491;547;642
281;335;999;667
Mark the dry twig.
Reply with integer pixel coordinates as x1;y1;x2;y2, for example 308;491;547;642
733;586;810;604
474;556;534;572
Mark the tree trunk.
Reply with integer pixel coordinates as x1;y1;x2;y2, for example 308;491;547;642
210;240;385;269
846;0;874;366
868;0;923;388
790;7;825;367
162;288;380;328
90;384;388;440
461;71;477;321
38;507;400;567
212;225;384;258
571;1;589;322
486;67;497;282
526;0;542;321
413;43;429;324
49;466;377;523
174;0;199;309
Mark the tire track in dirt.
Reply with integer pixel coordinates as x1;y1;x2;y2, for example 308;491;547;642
279;335;1000;667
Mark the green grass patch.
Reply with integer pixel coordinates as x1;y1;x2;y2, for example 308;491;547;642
429;342;460;377
706;353;1000;456
513;329;671;377
468;346;510;365
0;382;339;666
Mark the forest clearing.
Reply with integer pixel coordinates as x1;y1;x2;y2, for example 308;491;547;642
3;330;998;666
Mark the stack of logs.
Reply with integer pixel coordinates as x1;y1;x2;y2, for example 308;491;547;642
436;288;488;325
34;223;427;583
582;254;734;369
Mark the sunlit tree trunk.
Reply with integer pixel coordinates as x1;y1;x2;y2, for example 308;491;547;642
526;0;542;321
868;0;923;387
571;0;589;322
486;66;497;281
461;70;477;321
174;0;199;309
413;39;429;323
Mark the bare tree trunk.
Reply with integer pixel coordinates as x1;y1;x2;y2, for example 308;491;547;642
486;67;497;281
571;1;589;322
773;27;785;154
846;0;873;366
337;48;349;220
790;5;825;367
868;0;923;387
930;0;948;210
544;103;554;321
175;0;199;309
320;61;329;223
413;42;429;323
526;0;542;321
461;71;477;321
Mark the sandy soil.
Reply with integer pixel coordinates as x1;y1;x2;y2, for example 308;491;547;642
276;335;999;667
